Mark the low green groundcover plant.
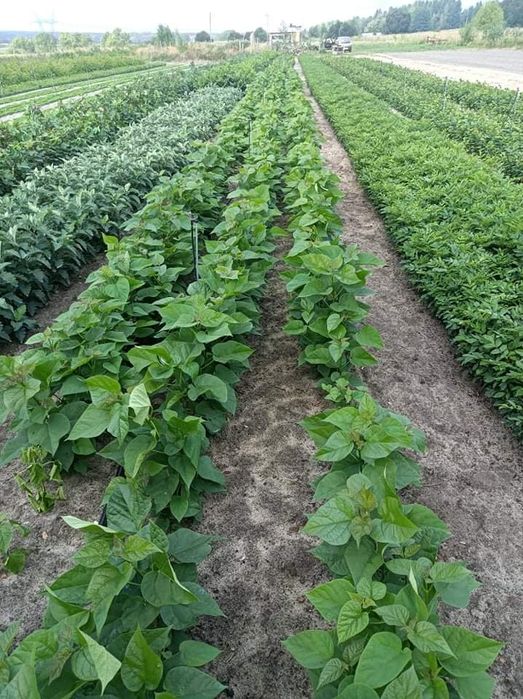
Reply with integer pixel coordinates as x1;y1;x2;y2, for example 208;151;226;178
0;514;30;575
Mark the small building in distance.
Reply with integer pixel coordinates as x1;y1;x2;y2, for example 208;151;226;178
268;25;302;49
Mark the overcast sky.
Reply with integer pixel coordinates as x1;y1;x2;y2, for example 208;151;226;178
2;0;476;34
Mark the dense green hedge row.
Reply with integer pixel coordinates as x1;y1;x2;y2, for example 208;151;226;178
324;56;523;182
0;63;166;102
0;57;302;697
0;52;146;91
0;86;241;343
280;71;502;699
341;56;523;123
301;56;523;438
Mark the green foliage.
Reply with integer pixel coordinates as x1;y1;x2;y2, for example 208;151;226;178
323;55;523;181
0;86;241;343
195;31;211;42
221;30;243;41
154;24;177;47
308;0;465;38
473;1;505;41
253;27;269;42
0;68;192;196
460;21;476;43
280;80;502;697
10;37;36;54
0;64;157;106
385;7;412;33
502;0;523;26
300;55;523;438
58;33;93;51
0;56;313;697
0;514;30;575
101;28;131;50
33;33;58;54
0;52;144;92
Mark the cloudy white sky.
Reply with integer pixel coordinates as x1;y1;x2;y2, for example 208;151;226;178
1;0;475;34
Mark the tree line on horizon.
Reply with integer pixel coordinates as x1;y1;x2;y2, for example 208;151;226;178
7;0;522;56
9;28;134;53
7;25;270;54
153;25;269;45
307;0;522;36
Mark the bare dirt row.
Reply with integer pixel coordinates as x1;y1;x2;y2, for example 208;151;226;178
197;240;329;697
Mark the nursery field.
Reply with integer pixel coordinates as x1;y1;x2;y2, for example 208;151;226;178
0;52;149;94
0;64;170;119
0;51;521;699
0;65;197;198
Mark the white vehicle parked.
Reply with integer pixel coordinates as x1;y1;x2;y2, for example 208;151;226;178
332;36;352;54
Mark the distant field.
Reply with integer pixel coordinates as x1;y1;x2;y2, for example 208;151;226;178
0;52;147;95
352;27;523;53
0;64;170;119
353;27;460;53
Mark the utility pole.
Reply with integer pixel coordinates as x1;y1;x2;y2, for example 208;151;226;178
209;12;212;41
265;13;270;40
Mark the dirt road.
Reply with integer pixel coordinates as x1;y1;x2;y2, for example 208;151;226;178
370;48;523;90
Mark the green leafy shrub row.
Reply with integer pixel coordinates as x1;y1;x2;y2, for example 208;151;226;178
0;64;167;109
0;57;269;196
0;87;255;508
0;57;308;697
324;56;523;182
279;83;503;699
0;86;241;344
327;56;523;123
300;56;523;438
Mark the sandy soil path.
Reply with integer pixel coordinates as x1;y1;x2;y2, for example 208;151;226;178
197;240;329;697
368;49;523;90
298;65;523;698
